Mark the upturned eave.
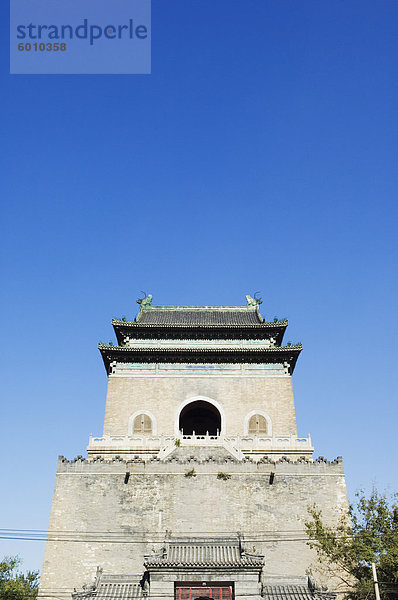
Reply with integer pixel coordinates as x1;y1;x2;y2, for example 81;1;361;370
98;343;302;375
112;319;288;345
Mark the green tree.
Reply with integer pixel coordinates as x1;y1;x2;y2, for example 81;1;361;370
305;490;398;599
0;556;39;600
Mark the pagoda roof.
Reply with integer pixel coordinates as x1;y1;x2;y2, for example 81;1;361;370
112;295;289;345
98;343;302;375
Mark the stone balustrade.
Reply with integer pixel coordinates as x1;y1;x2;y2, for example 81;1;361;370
87;433;313;460
228;433;313;453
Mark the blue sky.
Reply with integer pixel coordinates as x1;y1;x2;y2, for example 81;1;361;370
1;0;397;574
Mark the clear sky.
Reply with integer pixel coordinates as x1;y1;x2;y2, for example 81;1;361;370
1;0;397;574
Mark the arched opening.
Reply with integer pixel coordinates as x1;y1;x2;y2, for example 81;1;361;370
179;400;221;436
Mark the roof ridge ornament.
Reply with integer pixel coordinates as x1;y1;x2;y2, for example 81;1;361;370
137;292;153;308
72;567;102;600
246;292;262;306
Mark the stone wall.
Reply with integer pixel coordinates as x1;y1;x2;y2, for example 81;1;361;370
39;453;348;598
103;372;297;437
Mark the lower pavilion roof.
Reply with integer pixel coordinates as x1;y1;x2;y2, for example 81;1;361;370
263;585;335;600
72;575;335;600
98;344;302;375
72;575;143;600
144;538;264;569
96;577;142;600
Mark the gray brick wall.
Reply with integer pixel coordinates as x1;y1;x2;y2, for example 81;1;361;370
40;456;347;596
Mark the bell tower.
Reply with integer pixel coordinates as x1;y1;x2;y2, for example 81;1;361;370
39;295;347;600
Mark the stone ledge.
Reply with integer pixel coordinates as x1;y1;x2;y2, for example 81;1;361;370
57;454;344;474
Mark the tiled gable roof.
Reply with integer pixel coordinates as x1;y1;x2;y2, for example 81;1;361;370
263;585;335;600
136;308;263;326
73;578;335;600
72;574;144;600
144;539;264;568
97;577;143;600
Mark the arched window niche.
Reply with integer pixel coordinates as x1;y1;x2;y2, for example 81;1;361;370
244;410;272;436
176;396;226;436
128;410;156;435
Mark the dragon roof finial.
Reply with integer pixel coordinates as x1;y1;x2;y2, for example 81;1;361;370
246;292;262;306
137;292;153;307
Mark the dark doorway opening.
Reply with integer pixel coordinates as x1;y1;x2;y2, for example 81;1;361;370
179;401;221;436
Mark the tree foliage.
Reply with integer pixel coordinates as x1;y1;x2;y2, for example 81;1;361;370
305;490;398;599
0;556;39;600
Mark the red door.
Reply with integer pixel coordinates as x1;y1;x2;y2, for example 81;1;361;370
176;586;233;600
